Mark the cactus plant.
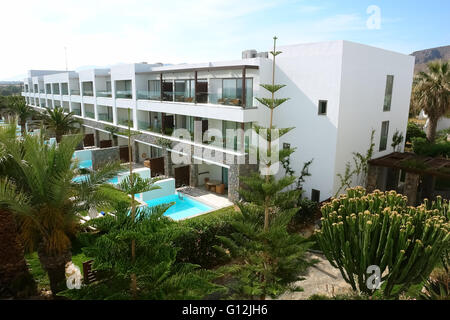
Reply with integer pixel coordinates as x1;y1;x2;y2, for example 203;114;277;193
315;187;450;297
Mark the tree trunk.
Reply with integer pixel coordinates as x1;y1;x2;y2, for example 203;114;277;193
20;119;26;137
0;210;37;298
426;117;438;143
37;245;72;296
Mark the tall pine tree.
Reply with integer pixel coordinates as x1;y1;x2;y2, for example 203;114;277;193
215;37;315;300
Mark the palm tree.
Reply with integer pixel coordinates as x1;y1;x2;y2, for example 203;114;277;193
0;124;37;298
411;61;450;143
6;96;36;136
0;133;121;296
42;106;81;143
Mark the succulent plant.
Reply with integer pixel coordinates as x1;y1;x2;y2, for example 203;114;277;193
316;187;450;297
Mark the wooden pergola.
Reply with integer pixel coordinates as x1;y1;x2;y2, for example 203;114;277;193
366;152;450;205
368;152;450;180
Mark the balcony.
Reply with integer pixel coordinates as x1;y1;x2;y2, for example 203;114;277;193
135;78;253;108
116;90;132;99
136;90;160;101
85;111;95;119
82;90;94;97
71;89;81;95
118;119;133;127
97;105;113;123
96;90;112;98
72;108;81;116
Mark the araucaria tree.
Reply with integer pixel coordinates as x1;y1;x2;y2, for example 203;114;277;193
316;187;449;298
411;61;450;143
215;37;314;300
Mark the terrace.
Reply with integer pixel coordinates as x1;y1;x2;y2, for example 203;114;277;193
135;64;257;108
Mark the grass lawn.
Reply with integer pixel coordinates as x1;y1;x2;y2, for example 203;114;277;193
25;239;92;292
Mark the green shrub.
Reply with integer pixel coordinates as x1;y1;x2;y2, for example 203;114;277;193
316;187;449;298
174;207;240;268
412;137;450;157
406;122;426;143
289;198;319;229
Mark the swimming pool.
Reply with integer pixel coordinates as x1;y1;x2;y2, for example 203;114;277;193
145;193;212;221
78;160;93;169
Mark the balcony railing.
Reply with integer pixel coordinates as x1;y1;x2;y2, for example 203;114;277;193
85;111;95;119
116;90;132;99
71;89;81;95
72;109;81;116
135;90;248;107
82;90;94;97
96;91;112;98
98;113;113;123
136;90;161;101
118;119;133;127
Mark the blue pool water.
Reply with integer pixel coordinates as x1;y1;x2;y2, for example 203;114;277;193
79;160;92;169
72;174;119;184
72;175;89;183
145;193;212;220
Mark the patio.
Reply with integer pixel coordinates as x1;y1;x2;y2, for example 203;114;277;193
177;185;233;210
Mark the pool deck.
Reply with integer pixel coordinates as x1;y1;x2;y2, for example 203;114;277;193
177;186;233;210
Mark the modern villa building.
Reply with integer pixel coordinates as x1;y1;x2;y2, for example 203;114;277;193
21;40;415;202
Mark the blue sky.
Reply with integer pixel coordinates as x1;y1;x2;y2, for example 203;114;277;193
1;0;449;80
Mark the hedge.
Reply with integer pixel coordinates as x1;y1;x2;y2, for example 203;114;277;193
173;206;240;268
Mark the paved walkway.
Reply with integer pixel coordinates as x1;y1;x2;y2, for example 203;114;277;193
177;186;233;209
277;252;353;300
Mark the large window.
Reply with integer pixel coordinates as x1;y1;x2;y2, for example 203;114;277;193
144;80;161;100
383;75;394;111
46;83;51;94
379;121;390;151
61;83;69;95
221;78;253;107
82;82;94;96
52;83;60;95
115;80;132;99
174;80;195;102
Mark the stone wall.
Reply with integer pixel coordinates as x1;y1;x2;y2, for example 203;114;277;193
91;146;120;170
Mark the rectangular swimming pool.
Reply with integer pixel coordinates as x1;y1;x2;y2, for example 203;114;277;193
145;193;212;221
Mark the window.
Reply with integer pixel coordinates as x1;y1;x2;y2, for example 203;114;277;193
283;143;291;149
82;82;94;96
383;75;394;111
61;83;69;95
46;83;51;94
379;121;390;151
221;78;253;107
318;100;327;115
311;189;320;203
52;83;60;95
148;80;161;100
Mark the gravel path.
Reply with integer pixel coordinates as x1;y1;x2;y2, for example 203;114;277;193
277;252;353;300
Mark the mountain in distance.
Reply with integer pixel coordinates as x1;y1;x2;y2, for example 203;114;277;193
411;45;450;73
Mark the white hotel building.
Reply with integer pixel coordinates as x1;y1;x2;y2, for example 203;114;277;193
21;40;415;202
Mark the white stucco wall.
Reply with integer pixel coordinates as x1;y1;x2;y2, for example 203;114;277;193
333;41;415;195
274;41;344;200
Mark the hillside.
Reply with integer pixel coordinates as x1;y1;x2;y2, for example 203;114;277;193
411;45;450;73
